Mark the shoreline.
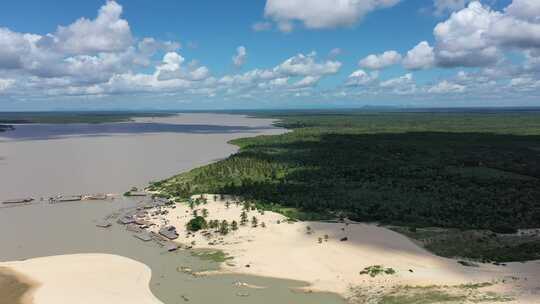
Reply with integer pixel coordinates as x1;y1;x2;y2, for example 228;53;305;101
0;254;163;304
144;194;540;303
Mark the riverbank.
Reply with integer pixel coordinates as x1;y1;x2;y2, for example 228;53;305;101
0;254;163;304
146;194;540;303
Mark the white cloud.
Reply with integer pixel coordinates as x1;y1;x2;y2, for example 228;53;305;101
275;52;341;76
403;41;435;70
380;73;413;87
433;2;502;67
427;80;466;93
264;0;401;31
293;75;321;88
346;69;378;86
431;1;540;68
39;0;132;55
359;50;402;69
379;73;417;94
433;0;474;16
0;78;15;92
509;76;540;90
505;0;540;22
233;46;247;67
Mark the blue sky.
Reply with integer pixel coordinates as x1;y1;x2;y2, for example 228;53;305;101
0;0;538;110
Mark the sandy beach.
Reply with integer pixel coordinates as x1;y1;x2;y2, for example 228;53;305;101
0;254;163;304
146;194;540;303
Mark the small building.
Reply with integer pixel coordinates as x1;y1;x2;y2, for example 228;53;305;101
159;226;179;240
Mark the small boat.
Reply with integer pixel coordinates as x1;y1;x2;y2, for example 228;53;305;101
2;198;34;205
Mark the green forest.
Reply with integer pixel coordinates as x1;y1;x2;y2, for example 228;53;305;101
150;110;540;261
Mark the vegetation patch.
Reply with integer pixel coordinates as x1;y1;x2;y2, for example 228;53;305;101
150;111;540;261
349;283;512;304
186;216;208;232
391;226;540;262
191;250;233;263
359;265;396;277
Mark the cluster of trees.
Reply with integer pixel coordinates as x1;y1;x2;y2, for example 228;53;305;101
155;112;540;232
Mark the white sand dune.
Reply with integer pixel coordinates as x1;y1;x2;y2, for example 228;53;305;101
0;254;162;304
149;194;540;302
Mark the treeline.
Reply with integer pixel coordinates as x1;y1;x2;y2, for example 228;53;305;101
152;112;540;231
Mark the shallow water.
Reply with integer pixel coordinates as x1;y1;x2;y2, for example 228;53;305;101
0;200;345;304
0;113;284;200
0;113;345;304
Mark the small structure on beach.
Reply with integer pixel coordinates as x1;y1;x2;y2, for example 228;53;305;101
2;198;34;205
159;226;179;240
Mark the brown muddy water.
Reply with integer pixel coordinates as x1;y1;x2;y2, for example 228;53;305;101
0;114;345;304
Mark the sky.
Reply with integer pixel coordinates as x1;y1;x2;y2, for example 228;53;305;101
0;0;539;110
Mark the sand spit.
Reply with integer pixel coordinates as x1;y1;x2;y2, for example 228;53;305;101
0;254;163;304
144;194;540;303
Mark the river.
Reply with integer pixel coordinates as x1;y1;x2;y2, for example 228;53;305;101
0;113;345;304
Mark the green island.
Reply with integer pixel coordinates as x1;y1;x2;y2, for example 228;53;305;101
149;110;540;262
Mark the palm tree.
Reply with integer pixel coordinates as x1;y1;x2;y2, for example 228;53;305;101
251;216;258;227
219;220;229;235
240;211;248;225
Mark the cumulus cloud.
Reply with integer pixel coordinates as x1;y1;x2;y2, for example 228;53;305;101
275;52;342;76
39;0;132;55
505;0;540;22
263;0;401;31
432;1;540;68
380;73;413;88
293;75;321;88
359;50;402;69
346;69;378;86
427;80;466;93
232;46;247;67
403;41;436;70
